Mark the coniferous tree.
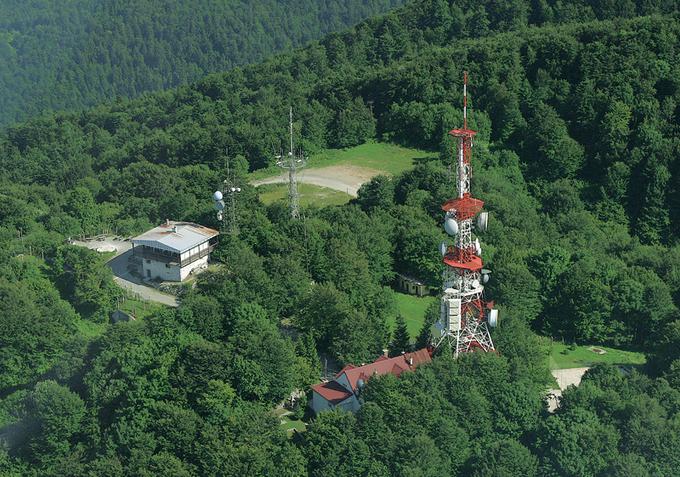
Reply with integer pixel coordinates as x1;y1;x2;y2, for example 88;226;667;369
389;314;411;356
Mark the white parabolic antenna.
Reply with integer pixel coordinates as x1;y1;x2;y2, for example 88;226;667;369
444;217;459;235
213;190;223;201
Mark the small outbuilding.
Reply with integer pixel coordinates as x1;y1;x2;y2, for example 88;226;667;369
132;220;218;282
396;274;430;296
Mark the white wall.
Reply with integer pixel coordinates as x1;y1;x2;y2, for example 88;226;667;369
142;258;181;281
179;255;208;281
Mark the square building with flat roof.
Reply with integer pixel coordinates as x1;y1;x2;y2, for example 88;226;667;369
132;221;219;282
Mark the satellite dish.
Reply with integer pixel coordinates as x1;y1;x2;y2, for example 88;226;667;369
472;279;480;289
477;212;489;232
236;187;241;192
444;217;459;236
474;238;482;255
481;268;491;284
357;379;365;389
213;190;223;201
214;200;225;211
488;309;499;328
216;211;223;221
440;242;447;256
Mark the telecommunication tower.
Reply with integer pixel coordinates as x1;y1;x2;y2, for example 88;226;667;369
434;72;498;357
212;153;241;234
276;107;306;219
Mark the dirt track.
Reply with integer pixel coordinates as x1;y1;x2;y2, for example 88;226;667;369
547;367;589;412
251;165;381;197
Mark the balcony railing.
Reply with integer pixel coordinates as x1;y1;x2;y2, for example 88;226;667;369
133;244;215;267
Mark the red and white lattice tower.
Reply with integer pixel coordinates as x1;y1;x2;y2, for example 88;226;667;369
434;72;498;357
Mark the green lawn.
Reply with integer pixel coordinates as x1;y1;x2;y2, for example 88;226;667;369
388;292;437;342
75;319;108;339
248;142;437;180
258;183;353;207
280;415;306;434
118;295;166;320
549;342;646;370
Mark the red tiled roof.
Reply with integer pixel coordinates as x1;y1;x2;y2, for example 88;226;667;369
311;380;353;404
339;349;432;392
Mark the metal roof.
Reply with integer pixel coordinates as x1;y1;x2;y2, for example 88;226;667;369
132;221;219;253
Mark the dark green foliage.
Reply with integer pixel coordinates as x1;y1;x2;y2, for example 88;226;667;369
1;0;680;474
389;314;411;356
0;0;407;127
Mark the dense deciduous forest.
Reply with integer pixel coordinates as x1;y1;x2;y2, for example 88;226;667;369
1;0;680;475
0;0;406;127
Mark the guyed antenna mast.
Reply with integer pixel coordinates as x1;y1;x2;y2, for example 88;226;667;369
276;106;306;219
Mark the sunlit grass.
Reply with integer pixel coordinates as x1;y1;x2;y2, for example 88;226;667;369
258;183;353;207
549;342;646;370
387;292;437;342
249;142;437;180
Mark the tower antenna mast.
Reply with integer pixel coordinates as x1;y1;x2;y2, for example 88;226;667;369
212;149;241;235
276;106;306;219
434;71;498;357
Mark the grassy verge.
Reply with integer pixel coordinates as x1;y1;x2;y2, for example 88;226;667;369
388;292;436;342
280;415;306;434
248;142;437;181
258;183;353;207
549;342;646;370
118;295;166;320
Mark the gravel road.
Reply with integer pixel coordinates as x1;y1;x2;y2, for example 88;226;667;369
251;165;381;197
72;238;179;307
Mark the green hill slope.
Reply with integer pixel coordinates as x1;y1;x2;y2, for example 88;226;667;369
0;0;406;127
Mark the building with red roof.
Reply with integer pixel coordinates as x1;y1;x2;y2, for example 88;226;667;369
310;348;432;414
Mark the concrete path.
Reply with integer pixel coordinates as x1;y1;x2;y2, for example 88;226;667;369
251;165;381;197
547;367;589;412
72;238;178;307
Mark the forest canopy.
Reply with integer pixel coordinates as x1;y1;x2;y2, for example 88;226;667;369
1;0;680;475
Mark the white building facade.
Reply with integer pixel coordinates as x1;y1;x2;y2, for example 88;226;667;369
132;221;219;282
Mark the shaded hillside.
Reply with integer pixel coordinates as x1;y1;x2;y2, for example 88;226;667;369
0;0;406;127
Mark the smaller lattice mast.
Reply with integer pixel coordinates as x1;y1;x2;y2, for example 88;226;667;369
276;107;306;219
212;152;241;235
434;71;498;357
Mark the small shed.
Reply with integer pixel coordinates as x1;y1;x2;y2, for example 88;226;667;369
396;274;429;296
110;310;135;323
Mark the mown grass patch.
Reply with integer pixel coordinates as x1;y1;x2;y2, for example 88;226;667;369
387;292;436;342
549;342;646;370
258;183;353;207
249;142;437;181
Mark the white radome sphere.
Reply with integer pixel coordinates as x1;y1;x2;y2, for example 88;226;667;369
213;190;223;201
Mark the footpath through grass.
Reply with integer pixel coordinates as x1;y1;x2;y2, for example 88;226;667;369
549;342;646;370
388;292;436;342
258;183;352;207
248;142;437;181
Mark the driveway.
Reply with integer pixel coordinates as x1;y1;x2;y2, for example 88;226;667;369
72;238;178;307
251;165;381;197
547;367;589;412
